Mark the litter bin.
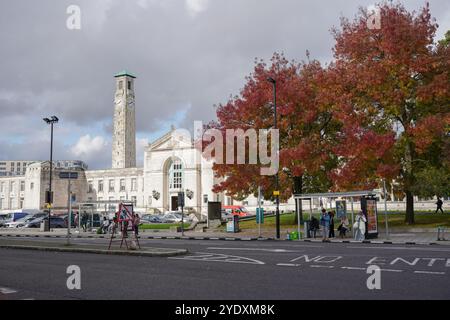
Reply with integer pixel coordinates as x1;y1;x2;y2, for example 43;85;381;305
40;220;49;232
226;215;240;233
304;220;311;238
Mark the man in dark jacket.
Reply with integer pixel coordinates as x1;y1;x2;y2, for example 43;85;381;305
436;197;444;214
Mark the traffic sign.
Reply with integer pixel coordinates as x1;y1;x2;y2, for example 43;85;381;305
273;191;280;196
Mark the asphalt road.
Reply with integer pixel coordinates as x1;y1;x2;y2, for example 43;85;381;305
0;237;449;300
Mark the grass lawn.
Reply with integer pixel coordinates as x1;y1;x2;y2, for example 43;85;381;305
233;212;450;232
140;223;191;230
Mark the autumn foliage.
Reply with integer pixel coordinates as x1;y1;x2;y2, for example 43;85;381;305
205;2;450;224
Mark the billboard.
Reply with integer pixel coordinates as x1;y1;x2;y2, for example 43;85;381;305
335;200;347;219
366;199;378;235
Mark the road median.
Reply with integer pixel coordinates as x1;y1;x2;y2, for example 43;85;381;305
0;239;188;257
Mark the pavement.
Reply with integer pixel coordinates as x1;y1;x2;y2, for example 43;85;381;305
0;227;449;245
0;237;449;300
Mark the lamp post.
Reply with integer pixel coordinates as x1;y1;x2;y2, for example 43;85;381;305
43;116;59;230
267;77;280;239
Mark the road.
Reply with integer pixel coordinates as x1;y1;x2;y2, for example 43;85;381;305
0;237;449;300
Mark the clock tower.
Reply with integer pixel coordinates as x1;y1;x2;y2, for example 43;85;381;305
112;71;136;169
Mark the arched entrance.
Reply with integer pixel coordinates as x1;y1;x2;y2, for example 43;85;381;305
162;157;184;212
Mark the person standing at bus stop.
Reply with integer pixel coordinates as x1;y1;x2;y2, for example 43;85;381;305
320;209;330;242
354;211;367;241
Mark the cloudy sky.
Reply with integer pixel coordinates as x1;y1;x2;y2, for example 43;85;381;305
1;0;449;169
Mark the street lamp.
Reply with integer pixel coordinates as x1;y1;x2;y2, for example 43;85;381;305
43;116;59;230
267;77;280;239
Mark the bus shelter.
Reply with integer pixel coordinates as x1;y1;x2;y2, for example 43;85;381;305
293;190;381;239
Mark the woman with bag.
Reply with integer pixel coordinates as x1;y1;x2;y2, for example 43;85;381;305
353;211;367;241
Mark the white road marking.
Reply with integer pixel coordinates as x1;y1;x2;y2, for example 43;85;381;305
276;263;300;267
207;247;297;253
0;287;17;294
347;246;450;252
310;265;334;269
380;269;403;273
414;271;446;275
341;267;366;270
169;252;265;265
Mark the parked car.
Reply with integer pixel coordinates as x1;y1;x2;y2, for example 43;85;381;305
141;215;162;224
24;216;66;228
13;213;48;228
3;212;29;224
6;214;35;228
222;206;250;217
0;215;8;228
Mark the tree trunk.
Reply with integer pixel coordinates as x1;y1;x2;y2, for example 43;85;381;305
293;176;303;224
405;190;415;225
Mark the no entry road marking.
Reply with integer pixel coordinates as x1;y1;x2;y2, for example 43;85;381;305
169;252;265;265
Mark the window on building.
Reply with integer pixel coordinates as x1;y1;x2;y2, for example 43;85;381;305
30;182;34;190
20;181;25;192
19;198;24;209
131;178;137;191
0;198;3;209
120;179;126;192
109;180;115;192
98;180;104;192
169;159;183;190
131;196;137;204
118;81;123;90
10;181;16;193
0;182;4;193
203;194;208;204
128;81;131;90
88;181;93;193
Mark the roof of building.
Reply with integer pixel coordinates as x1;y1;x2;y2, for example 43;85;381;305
114;70;136;78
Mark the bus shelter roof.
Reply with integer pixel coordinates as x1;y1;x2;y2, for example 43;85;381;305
293;190;379;200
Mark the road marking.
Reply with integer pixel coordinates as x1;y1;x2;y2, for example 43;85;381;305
341;267;366;270
0;287;17;294
169;252;265;265
347;246;450;252
380;269;403;273
414;271;446;275
276;263;300;267
207;247;297;253
310;265;334;269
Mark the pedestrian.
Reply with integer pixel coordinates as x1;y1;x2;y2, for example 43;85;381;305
436;197;444;214
319;209;331;242
81;212;88;232
353;211;367;241
309;216;320;238
109;217;118;235
133;213;141;236
74;211;79;229
329;211;335;238
337;216;349;239
101;217;109;234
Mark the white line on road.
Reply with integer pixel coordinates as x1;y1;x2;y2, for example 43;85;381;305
169;252;265;265
380;269;404;273
414;271;446;275
276;263;300;267
341;267;366;270
0;287;17;294
207;247;297;253
310;265;334;269
347;246;450;252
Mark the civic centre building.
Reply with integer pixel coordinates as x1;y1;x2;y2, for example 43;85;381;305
0;72;446;216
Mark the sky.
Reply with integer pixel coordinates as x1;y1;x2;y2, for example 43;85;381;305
0;0;449;170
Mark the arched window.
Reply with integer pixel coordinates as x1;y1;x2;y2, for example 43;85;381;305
169;158;183;190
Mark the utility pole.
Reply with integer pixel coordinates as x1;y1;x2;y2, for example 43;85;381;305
267;77;280;239
43;116;59;231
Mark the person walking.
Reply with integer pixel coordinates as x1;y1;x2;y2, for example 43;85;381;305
101;217;109;234
353;211;367;241
329;211;335;238
436;197;444;214
320;209;331;242
81;212;88;232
